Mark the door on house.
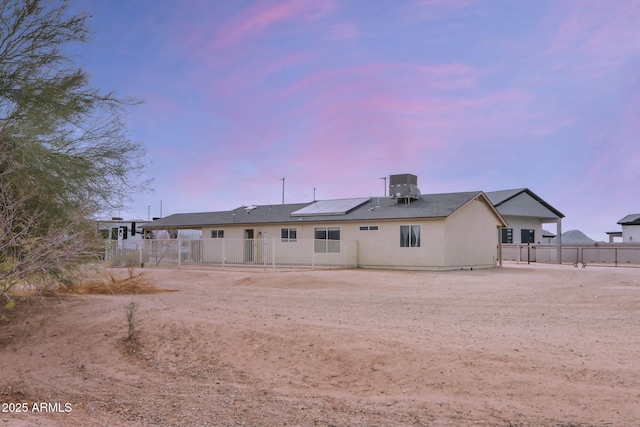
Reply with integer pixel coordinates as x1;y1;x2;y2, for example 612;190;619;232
244;229;254;263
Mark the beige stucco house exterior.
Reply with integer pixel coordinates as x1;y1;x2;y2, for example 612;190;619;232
143;186;508;270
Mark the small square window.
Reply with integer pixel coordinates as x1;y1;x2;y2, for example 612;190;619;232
521;229;535;244
281;228;297;242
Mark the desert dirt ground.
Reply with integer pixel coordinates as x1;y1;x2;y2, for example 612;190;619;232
1;263;639;427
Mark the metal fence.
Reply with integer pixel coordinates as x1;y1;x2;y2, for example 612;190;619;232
500;243;640;268
106;240;640;270
106;238;359;269
104;240;144;267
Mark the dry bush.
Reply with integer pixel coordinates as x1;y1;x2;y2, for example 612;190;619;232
0;267;172;324
71;270;171;295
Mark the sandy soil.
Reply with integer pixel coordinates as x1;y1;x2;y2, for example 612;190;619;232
1;263;639;427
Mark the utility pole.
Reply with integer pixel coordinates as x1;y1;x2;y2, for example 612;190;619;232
380;176;387;197
281;178;285;204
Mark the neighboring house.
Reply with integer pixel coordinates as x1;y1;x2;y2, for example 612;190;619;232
616;214;640;243
606;231;623;243
96;218;148;250
541;230;556;244
143;174;508;270
485;188;565;245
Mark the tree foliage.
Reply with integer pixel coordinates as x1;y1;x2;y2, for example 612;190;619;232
0;0;149;305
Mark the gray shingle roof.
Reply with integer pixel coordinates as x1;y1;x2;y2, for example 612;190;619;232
143;191;493;230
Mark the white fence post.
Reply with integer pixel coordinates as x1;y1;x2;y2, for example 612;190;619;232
344;241;347;268
263;238;268;269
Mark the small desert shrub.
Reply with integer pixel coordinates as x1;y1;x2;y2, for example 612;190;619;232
125;252;140;272
73;269;169;295
124;299;138;341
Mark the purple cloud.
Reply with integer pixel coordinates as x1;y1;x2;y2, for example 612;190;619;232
213;0;336;48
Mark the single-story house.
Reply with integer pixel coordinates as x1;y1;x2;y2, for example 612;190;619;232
143;174;508;270
615;214;640;243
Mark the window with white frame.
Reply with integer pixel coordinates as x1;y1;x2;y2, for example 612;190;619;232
359;225;379;231
400;225;420;247
281;227;297;242
211;229;224;238
314;227;340;253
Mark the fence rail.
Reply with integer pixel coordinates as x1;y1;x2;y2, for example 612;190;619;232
500;243;640;268
106;238;358;269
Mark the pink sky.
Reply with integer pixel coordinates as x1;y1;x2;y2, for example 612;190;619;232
77;0;640;241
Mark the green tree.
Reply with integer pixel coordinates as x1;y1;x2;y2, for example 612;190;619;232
0;0;149;306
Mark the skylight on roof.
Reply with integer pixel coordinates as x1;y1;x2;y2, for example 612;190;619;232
290;198;371;216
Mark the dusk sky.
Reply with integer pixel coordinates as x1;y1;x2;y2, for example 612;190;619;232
73;0;640;241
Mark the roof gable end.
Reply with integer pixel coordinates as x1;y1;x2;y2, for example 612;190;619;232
486;188;564;219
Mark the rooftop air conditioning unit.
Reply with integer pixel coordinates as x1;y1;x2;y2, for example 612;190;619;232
389;174;421;202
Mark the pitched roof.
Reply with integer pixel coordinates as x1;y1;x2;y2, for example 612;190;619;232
618;214;640;225
485;188;565;218
143;191;504;229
